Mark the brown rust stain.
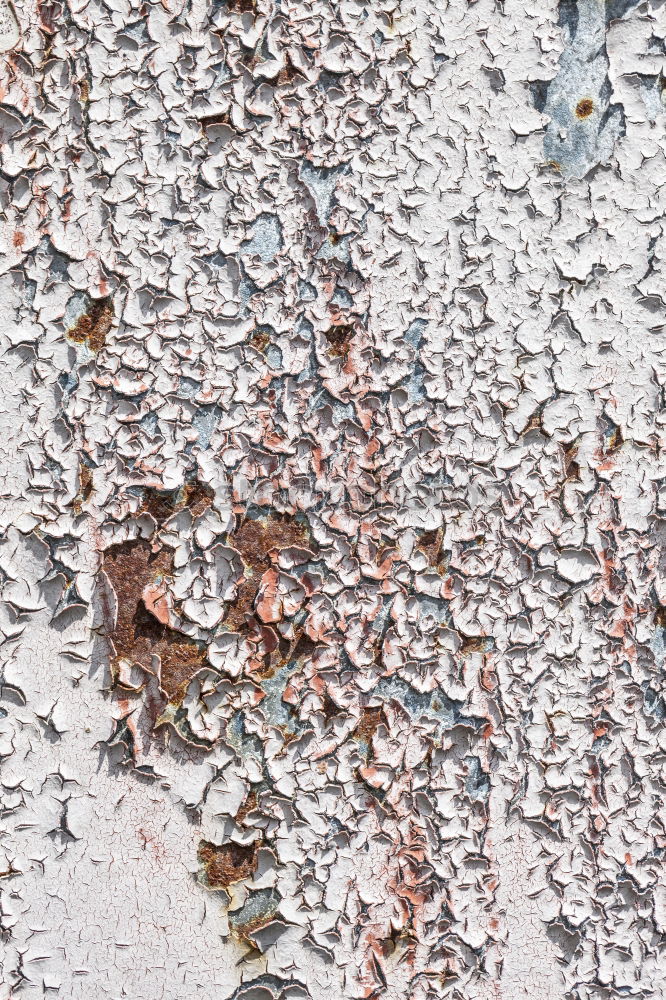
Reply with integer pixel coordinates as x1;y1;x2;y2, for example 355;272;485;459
140;481;214;522
459;634;495;655
417;528;444;567
575;98;594;119
103;507;312;700
324;323;354;358
72;460;94;514
236;789;258;826
67;296;114;353
563;441;580;480
278;52;303;85
289;631;318;662
102;539;207;701
198;839;259;888
232;914;274;955
354;706;386;745
319;690;341;722
250;328;270;353
224;513;313;631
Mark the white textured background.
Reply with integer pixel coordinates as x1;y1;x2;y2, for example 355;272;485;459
1;0;666;997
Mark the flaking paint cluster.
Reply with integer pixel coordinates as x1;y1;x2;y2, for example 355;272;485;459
1;0;666;997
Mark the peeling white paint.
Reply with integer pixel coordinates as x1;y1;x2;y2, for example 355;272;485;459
1;0;666;996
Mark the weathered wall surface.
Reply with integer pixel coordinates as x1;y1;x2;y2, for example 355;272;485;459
1;0;666;996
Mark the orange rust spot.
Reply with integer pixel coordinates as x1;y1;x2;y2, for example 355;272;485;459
67;296;114;353
80;461;93;500
198;839;259;888
522;409;544;437
12;230;24;248
102;539;207;701
232;910;277;953
575;98;594;119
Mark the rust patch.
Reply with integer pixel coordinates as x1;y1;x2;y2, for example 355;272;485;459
417;529;444;566
563;441;580;480
250;328;270;353
140;481;214;522
355;707;386;744
198;839;259;888
236;789;258;826
72;460;94;514
278;52;303;85
575;98;594;119
224;513;313;631
320;690;341;722
228;887;281;951
324;323;354;358
67;296;114;353
102;539;207;701
459;635;495;655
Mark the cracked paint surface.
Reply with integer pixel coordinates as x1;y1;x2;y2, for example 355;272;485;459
1;0;666;997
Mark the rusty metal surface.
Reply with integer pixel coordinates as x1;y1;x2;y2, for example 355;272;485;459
1;0;666;996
